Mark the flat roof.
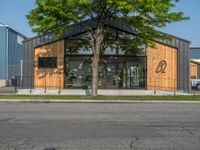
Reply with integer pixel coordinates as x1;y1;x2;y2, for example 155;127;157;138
191;59;200;65
190;46;200;49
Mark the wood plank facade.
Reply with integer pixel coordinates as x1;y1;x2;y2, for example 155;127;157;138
34;40;64;89
190;62;198;79
147;42;177;90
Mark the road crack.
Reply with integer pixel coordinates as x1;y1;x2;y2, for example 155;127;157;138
182;127;196;137
130;137;138;148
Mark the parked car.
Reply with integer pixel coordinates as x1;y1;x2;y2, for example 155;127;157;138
191;79;200;90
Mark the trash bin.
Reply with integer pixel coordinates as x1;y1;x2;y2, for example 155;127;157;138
11;77;17;86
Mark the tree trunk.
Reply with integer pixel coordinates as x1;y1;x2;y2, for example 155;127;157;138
91;53;99;97
91;33;103;97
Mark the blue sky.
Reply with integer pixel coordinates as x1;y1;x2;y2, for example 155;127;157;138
0;0;199;45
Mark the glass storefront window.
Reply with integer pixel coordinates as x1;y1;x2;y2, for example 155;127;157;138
64;57;92;88
38;57;57;68
64;27;147;89
98;57;146;89
101;28;146;56
65;28;146;56
64;56;146;89
65;33;93;55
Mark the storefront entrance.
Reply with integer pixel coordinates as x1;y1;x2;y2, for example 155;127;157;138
98;62;144;89
64;56;146;89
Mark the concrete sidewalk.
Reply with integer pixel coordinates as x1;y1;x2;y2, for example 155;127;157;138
18;89;191;96
0;99;200;103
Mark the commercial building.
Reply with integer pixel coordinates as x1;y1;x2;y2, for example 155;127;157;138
190;46;200;59
190;59;200;79
22;22;190;94
189;46;200;79
0;22;27;87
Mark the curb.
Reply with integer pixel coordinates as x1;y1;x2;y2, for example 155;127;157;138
1;99;200;104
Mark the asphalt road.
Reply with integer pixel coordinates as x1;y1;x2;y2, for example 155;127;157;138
0;102;200;150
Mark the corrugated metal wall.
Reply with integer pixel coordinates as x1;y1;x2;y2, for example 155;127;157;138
7;29;23;79
0;26;25;81
22;22;190;91
0;26;7;79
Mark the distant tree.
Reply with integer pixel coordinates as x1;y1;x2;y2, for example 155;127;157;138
27;0;189;96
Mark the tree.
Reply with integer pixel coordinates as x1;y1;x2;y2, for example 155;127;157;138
27;0;189;97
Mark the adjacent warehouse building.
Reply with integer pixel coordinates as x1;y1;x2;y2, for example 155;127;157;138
190;46;200;79
0;22;27;87
22;22;190;94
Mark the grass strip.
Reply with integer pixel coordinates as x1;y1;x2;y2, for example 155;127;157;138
0;95;200;101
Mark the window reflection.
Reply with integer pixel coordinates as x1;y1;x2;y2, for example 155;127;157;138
65;28;146;56
102;29;146;56
64;27;147;89
65;34;93;55
65;57;92;88
64;57;146;89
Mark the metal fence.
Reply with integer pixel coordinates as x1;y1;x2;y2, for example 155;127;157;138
0;64;21;93
191;87;200;96
0;75;197;96
0;64;198;95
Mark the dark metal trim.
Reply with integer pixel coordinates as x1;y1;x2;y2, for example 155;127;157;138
23;20;190;47
198;65;200;79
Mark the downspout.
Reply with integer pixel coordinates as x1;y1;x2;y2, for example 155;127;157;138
20;59;23;81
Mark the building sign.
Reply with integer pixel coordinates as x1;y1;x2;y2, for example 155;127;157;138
155;60;167;73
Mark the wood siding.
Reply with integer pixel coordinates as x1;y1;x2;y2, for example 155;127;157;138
34;40;64;89
190;62;198;79
147;42;177;90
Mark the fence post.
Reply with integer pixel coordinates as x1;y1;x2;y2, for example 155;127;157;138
174;79;176;96
30;76;33;94
154;79;156;95
193;88;196;96
59;75;61;95
44;74;46;93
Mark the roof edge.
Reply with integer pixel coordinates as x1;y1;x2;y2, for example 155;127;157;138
23;20;191;44
190;46;200;49
191;59;200;65
157;30;190;44
0;21;28;39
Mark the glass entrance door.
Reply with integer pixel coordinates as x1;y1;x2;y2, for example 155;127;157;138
98;63;120;89
98;62;145;89
126;63;140;88
106;63;119;89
